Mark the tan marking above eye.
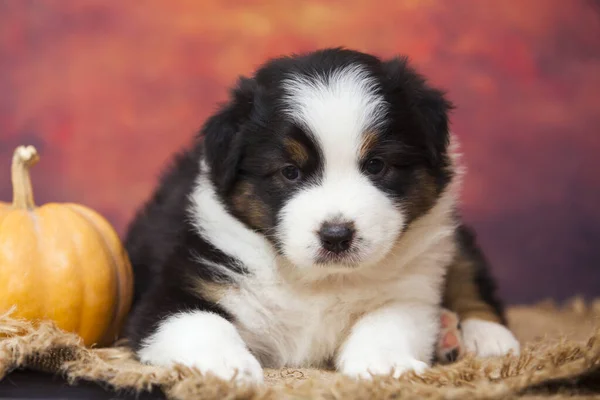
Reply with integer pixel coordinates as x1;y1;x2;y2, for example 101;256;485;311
284;138;309;165
359;130;379;159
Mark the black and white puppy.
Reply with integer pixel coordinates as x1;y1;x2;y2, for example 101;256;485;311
124;48;519;384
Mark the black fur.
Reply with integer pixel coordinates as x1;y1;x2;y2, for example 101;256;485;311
381;56;454;190
123;141;243;350
456;224;508;326
203;77;258;197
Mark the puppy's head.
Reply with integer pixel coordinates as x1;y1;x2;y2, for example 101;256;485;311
202;48;454;270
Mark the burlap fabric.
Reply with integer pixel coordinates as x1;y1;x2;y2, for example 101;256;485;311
1;298;599;399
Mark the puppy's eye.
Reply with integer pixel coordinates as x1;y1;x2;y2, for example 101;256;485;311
281;165;301;181
364;158;386;175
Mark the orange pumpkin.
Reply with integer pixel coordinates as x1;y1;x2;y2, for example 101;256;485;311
0;145;133;346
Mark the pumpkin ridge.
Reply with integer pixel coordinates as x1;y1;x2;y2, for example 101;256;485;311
42;205;85;335
29;207;42;235
0;210;12;235
64;203;133;346
0;210;45;320
35;210;46;323
56;205;115;346
63;204;122;346
28;209;46;323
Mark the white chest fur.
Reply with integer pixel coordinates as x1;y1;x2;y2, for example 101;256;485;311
218;231;456;368
221;280;353;367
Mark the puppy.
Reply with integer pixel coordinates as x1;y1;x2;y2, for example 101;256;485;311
124;48;519;384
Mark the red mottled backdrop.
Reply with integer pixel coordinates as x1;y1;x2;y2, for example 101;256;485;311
1;1;599;304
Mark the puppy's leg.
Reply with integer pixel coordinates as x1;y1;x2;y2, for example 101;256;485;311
126;246;264;385
138;310;263;384
336;302;437;379
443;224;520;359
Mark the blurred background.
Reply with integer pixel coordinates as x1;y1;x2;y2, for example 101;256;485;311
1;0;599;305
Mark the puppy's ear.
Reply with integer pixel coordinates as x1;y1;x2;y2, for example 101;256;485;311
382;56;453;167
201;77;257;195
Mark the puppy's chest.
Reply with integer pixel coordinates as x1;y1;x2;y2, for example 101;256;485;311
220;282;388;368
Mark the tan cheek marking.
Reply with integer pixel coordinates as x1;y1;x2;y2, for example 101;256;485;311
402;169;439;222
230;180;272;230
284;138;309;165
359;130;378;160
442;252;503;324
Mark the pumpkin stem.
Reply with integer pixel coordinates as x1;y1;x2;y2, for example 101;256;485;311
11;145;40;210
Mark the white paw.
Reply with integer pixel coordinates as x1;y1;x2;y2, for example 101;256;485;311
138;311;264;384
340;355;428;380
461;319;520;358
177;345;264;384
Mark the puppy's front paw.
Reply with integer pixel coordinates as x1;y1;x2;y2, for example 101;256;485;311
461;319;520;358
137;312;264;384
142;341;263;384
340;354;428;380
191;346;264;384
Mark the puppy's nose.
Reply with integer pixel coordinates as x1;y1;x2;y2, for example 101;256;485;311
319;222;355;254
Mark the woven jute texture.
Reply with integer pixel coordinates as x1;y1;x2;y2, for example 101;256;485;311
1;298;599;399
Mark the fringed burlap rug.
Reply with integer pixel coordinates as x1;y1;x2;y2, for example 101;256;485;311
1;298;599;399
